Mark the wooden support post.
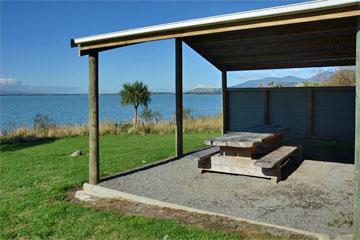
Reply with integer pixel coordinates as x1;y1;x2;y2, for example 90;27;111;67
307;89;313;142
222;71;228;134
88;52;99;184
175;39;183;157
263;89;269;125
354;19;360;240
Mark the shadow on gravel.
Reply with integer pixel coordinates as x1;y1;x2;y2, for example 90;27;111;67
284;137;354;164
100;147;208;183
280;137;354;180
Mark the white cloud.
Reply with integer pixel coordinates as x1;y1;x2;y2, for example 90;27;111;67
0;77;80;94
0;77;25;87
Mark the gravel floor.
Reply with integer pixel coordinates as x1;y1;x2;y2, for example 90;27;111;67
100;154;354;237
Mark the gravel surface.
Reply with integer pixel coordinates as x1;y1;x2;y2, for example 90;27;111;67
100;156;354;237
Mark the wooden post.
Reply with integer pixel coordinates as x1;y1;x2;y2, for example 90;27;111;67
307;89;313;142
354;19;360;240
263;89;269;125
175;39;183;157
222;71;228;134
88;52;99;184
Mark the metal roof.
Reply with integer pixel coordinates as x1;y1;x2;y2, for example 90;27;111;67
71;0;359;71
72;0;358;46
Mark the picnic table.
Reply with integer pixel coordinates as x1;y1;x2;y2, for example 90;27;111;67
205;125;285;158
194;125;300;183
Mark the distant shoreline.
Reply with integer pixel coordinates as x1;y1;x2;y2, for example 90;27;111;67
0;92;222;96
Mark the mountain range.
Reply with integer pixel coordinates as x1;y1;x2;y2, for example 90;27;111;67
185;71;333;93
232;71;332;88
186;87;221;94
1;72;333;95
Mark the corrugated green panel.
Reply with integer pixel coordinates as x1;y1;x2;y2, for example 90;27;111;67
228;90;263;131
269;89;308;136
227;88;355;140
313;89;355;140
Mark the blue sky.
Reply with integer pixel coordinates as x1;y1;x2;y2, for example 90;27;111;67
1;0;335;93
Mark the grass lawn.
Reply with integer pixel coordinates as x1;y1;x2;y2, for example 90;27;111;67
1;133;300;239
1;132;247;239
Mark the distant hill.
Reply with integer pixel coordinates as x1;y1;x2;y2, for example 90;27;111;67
185;87;221;94
184;72;334;94
231;71;333;88
0;78;79;95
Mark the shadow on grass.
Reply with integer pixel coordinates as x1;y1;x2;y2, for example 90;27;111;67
0;138;56;152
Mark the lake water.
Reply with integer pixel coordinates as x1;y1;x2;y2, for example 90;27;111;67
0;94;221;132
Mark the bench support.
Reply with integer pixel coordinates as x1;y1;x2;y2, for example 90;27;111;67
198;146;300;184
271;166;282;184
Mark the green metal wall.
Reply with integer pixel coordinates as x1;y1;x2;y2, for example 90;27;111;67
268;89;308;136
227;87;355;140
228;89;264;131
313;88;355;140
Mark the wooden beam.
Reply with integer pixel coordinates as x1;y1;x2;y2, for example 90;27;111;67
216;48;355;65
88;52;99;184
186;17;355;47
307;89;313;141
222;71;228;134
175;39;183;157
187;34;355;69
80;43;135;56
354;17;360;240
197;35;355;59
79;7;360;53
183;40;221;71
263;89;269;125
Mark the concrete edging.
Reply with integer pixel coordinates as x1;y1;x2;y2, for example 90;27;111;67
80;183;330;240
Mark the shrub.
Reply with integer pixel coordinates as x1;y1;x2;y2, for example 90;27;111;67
143;127;151;135
120;122;132;133
33;113;53;130
140;107;162;123
183;107;194;119
127;126;140;135
33;113;54;136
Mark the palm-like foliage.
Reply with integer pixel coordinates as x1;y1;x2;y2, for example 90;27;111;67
119;81;151;127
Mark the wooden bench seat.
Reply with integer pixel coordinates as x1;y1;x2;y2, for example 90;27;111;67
254;146;299;168
193;145;300;183
186;146;220;161
254;145;301;184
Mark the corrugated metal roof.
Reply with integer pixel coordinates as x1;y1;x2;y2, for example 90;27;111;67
71;0;359;46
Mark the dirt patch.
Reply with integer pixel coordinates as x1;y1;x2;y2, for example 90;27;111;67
68;190;315;240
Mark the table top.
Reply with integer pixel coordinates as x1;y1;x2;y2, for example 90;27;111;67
205;125;285;148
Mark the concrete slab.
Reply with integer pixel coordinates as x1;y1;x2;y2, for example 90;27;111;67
75;190;98;202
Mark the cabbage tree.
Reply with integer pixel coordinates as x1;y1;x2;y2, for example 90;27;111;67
119;81;151;127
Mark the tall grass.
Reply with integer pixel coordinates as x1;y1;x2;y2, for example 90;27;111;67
0;115;222;142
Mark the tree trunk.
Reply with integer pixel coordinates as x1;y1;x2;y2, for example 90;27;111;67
134;106;138;127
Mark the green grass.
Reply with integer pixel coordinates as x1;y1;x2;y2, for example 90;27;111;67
1;132;253;239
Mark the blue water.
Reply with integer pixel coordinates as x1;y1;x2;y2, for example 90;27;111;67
0;94;221;132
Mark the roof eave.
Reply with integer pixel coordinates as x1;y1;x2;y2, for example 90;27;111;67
71;0;359;48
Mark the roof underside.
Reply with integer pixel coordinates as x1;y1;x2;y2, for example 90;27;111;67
72;1;360;71
184;16;357;70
